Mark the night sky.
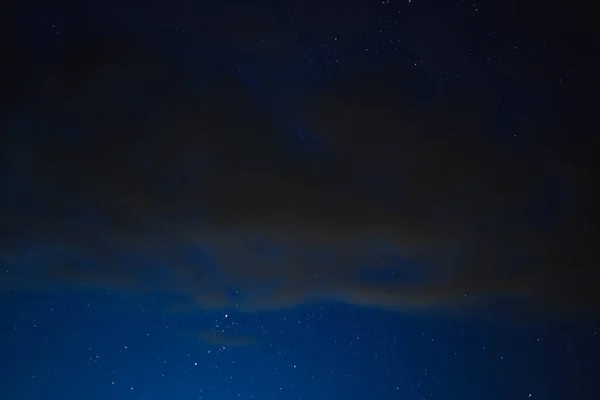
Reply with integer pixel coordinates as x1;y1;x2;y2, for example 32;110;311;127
1;1;598;399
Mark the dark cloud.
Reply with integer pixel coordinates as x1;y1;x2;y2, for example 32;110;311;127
1;25;598;315
197;331;257;348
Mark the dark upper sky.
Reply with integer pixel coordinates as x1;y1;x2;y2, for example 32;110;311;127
1;1;598;312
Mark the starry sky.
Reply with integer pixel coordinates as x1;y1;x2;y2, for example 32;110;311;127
1;1;598;399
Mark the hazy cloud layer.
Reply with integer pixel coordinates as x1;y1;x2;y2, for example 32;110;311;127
1;24;598;315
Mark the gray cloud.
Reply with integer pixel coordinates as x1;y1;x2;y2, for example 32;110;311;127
1;27;598;315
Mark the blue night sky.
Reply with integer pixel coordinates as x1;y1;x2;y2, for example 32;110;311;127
1;1;598;399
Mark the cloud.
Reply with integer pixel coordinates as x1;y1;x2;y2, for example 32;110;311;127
1;27;598;315
197;331;257;348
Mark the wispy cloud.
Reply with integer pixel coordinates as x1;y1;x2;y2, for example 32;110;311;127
1;27;598;315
